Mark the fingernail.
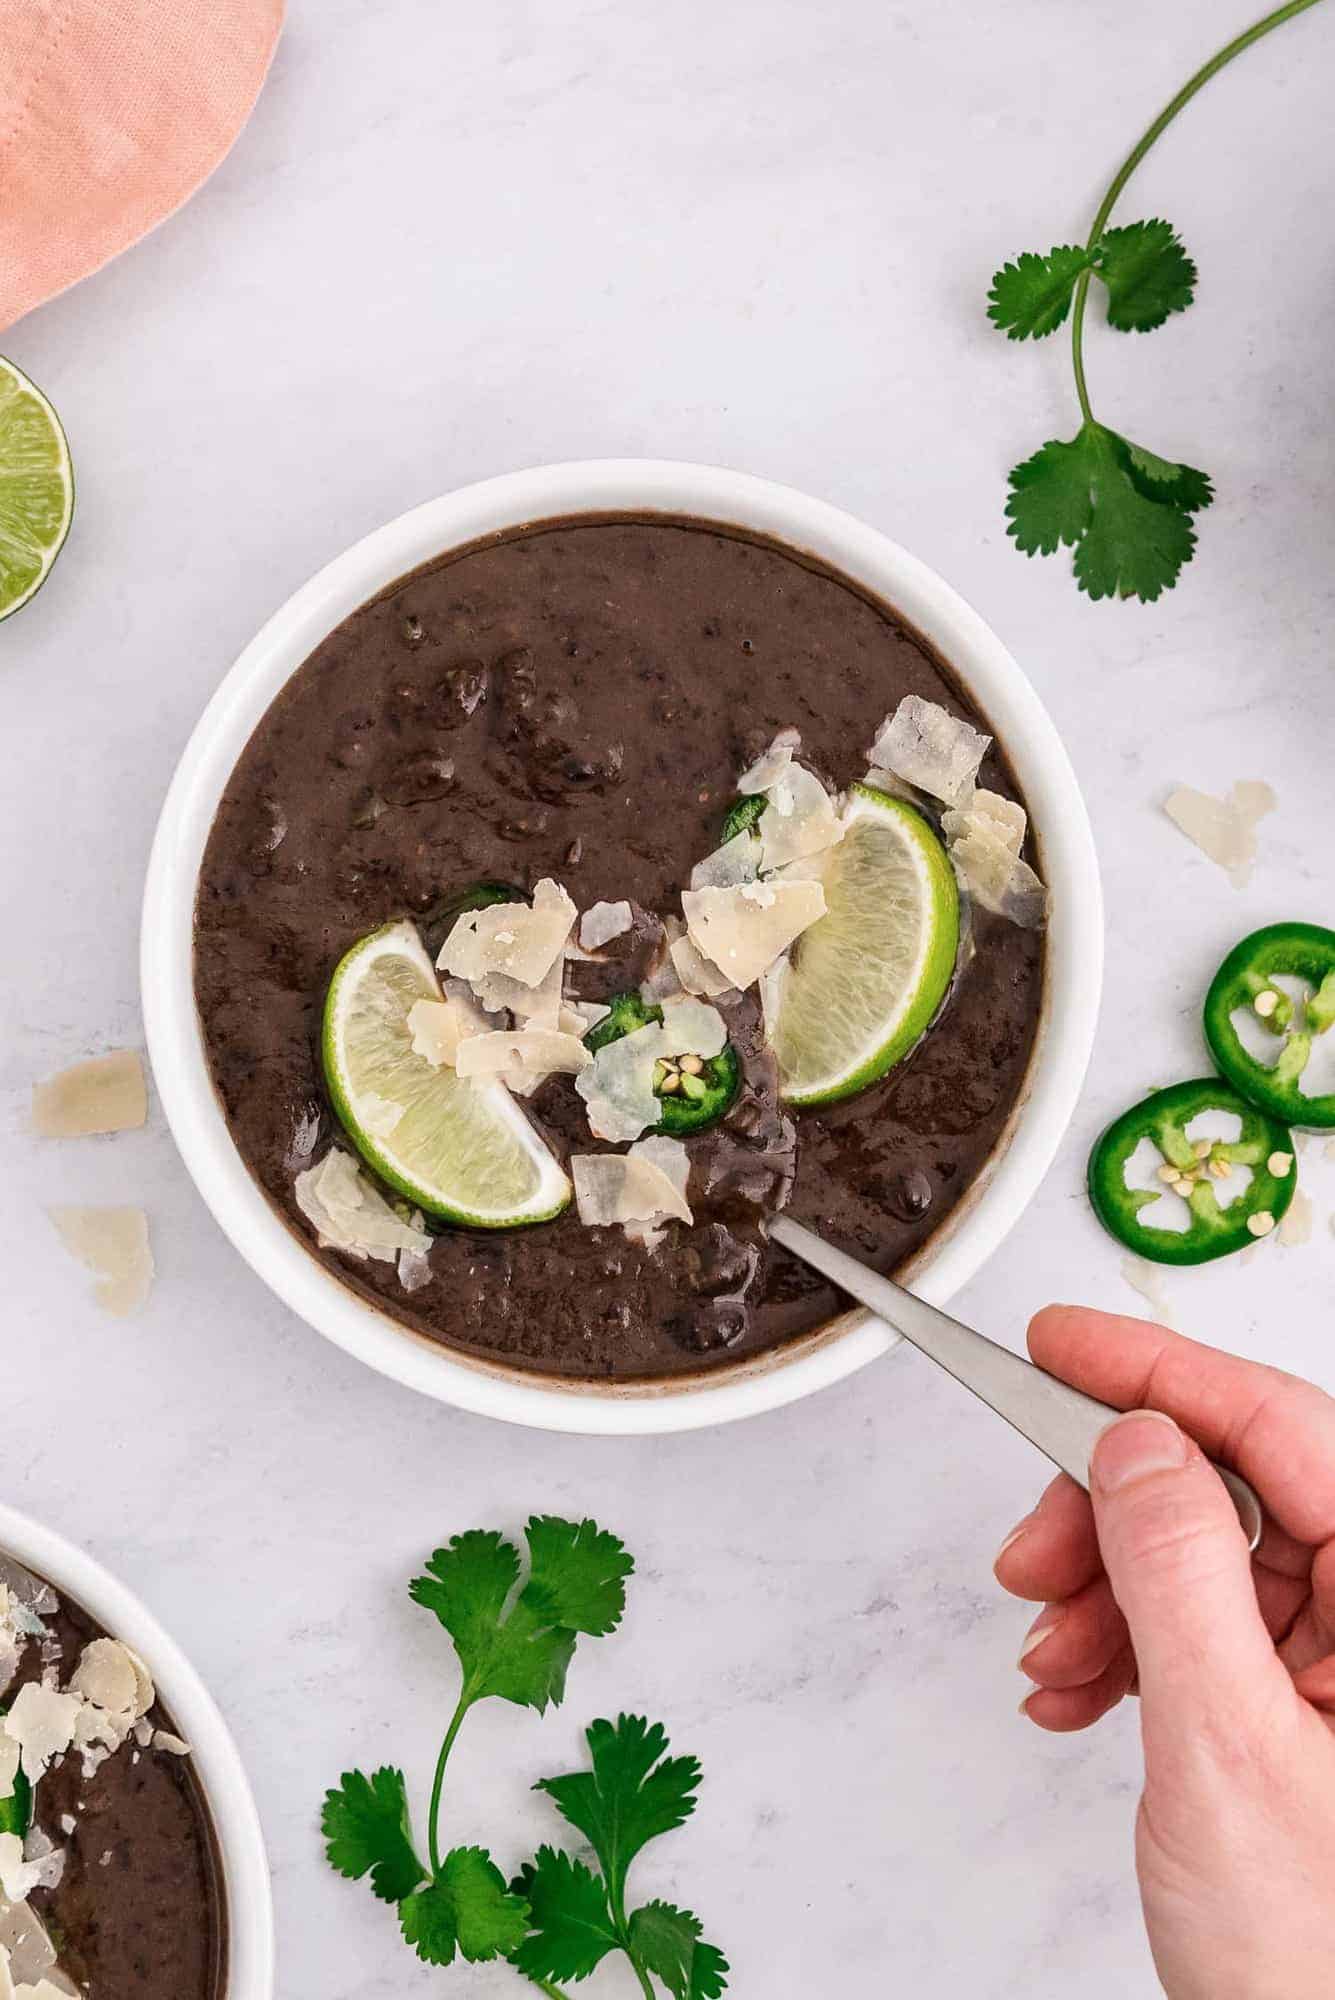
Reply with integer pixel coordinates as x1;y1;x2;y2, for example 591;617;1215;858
994;1518;1031;1570
1093;1410;1190;1494
1018;1606;1062;1669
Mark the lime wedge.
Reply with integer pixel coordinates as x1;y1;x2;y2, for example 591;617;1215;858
0;358;73;621
322;921;570;1228
772;784;959;1106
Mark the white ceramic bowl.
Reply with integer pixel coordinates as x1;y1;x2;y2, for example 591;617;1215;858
142;459;1102;1435
0;1500;273;1997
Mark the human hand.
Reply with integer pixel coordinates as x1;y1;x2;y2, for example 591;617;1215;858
994;1307;1335;2000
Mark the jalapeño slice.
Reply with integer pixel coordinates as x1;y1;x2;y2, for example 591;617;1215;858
720;793;766;844
584;992;740;1136
1088;1078;1295;1265
1203;922;1335;1129
0;1715;31;1838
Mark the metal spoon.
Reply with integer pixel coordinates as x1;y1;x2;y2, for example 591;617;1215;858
769;1215;1264;1550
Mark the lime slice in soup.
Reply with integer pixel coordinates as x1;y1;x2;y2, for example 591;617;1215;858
772;784;959;1106
322;920;570;1227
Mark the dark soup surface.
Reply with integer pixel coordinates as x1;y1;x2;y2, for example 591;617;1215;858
194;516;1044;1379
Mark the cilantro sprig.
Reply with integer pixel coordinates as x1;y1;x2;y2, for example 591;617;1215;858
321;1517;728;1998
989;0;1322;602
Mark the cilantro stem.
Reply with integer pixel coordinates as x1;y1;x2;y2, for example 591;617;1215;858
426;1690;472;1877
606;1877;656;2000
1069;0;1325;422
523;1979;574;2000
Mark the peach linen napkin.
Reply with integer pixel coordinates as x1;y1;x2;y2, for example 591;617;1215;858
0;0;283;332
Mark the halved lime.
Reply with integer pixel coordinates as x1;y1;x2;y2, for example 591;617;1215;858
322;920;570;1227
771;784;959;1106
0;358;73;621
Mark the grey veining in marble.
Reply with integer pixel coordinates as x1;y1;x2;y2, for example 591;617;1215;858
1;2;1332;1994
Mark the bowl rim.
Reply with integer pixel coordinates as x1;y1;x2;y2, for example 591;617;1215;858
141;457;1103;1435
0;1498;274;1998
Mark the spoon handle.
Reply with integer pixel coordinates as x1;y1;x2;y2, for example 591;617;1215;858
769;1216;1263;1550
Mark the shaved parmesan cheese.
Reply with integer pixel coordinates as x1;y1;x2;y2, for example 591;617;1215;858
569;1155;627;1225
738;730;800;794
152;1730;191;1756
294;1151;429;1262
69;1640;146;1722
944;787;1026;858
48;1207;153;1317
946;811;1047;928
689;830;760;892
31;1050;147;1139
659;996;727;1060
470;949;565;1029
579;901;634;951
571;1138;693;1242
16;1833;62;1897
0;1901;60;1989
455;1030;591;1080
668;931;736;1000
407;996;476;1068
682;878;826;990
622;1136;694;1247
759;955;790;1039
869;696;990;807
438;878;576;989
0;1734;19;1800
397;1244;433;1292
0;1834;43;1906
74;1699;129;1761
1163;780;1275;889
575;1022;664;1142
4;1684;81;1783
759;763;842;872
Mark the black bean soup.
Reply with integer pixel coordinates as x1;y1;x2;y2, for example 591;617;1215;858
195;517;1043;1379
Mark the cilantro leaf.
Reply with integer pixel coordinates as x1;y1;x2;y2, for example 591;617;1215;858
1004;433;1096;557
1006;421;1207;602
536;1714;701;1901
986;245;1093;339
1094;218;1196;332
510;1845;618;1983
522;1515;636;1636
410;1516;633;1713
629;1901;730;2000
321;1767;424;1903
1118;437;1214;514
399;1845;529;1967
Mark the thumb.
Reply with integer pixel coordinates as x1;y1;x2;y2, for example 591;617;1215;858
1090;1410;1285;1745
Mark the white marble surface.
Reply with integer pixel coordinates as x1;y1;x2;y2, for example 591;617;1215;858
2;1;1333;1994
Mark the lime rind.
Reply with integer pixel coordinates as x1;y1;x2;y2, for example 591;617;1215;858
0;358;74;622
322;921;570;1228
772;784;959;1107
